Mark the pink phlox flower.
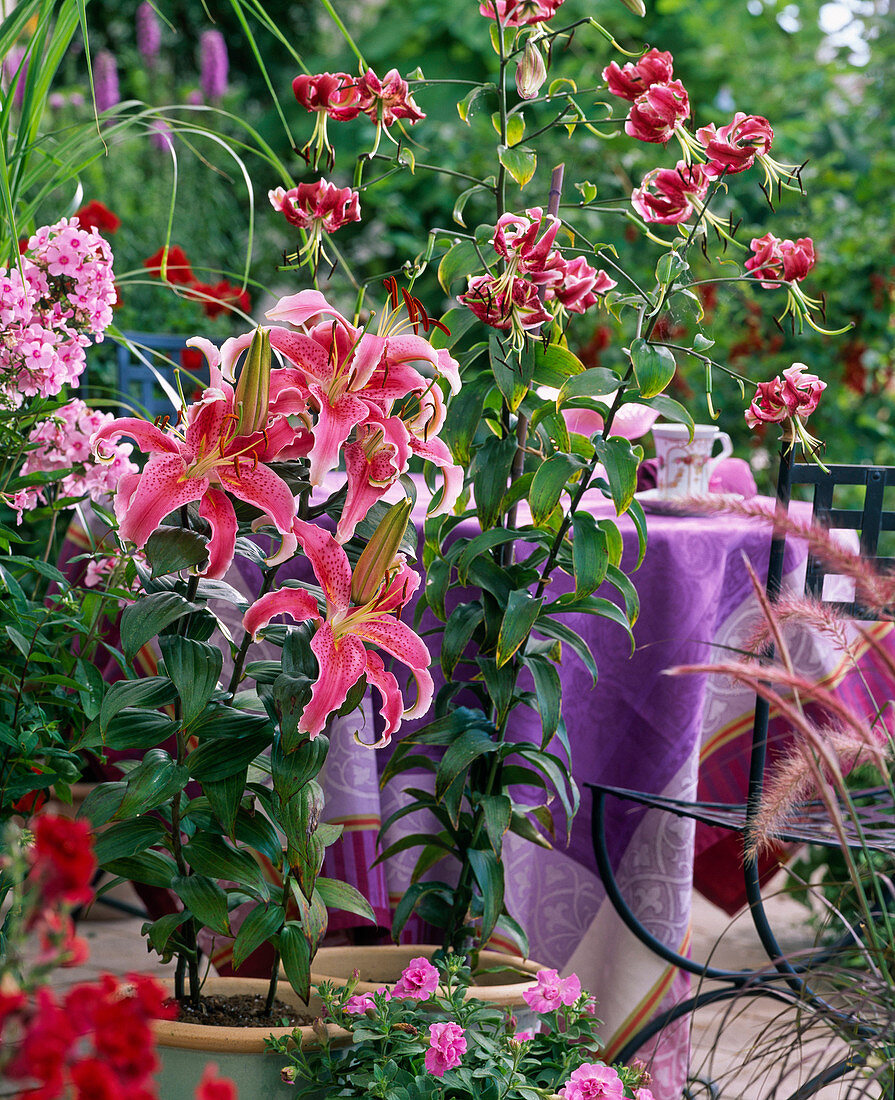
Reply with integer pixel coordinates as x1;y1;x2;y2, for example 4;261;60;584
243;522;433;742
558;1062;625;1099
478;0;563;26
92;343;300;579
356;68;426;127
424;1021;467;1077
514;1029;534;1041
631;160;712;224
625;80;690;144
602;48;674;101
523;968;582;1013
634;1090;656;1100
391;956;440;1000
745;232;816;287
697;112;774;176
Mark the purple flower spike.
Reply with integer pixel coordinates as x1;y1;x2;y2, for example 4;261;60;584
199;30;228;101
93;50;120;112
136;2;162;66
3;47;29;110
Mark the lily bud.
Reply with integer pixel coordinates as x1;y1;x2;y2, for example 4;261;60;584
350;498;412;606
234;327;271;436
516;40;547;100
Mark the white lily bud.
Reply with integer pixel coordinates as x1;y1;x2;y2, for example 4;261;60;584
516;40;547;101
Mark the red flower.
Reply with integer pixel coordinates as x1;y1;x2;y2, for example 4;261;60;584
189;280;252;319
195;1063;238;1100
69;1057;121;1100
603;48;674;101
75;201;122;235
292;72;363;120
29;813;96;909
478;0;563;26
143;245;195;285
269;179;361;233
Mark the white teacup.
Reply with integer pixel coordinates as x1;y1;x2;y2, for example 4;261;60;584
651;423;733;497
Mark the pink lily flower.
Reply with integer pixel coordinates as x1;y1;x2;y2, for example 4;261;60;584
266;290;459;487
625;80;690;144
697;113;774;176
631;161;712;224
243;519;434;743
92;337;299;579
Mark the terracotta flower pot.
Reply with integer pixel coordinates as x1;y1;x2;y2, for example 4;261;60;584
308;944;545;1029
152;976;352;1100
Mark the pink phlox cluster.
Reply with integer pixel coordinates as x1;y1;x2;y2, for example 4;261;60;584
745;363;825;429
632;161;712;225
633;1089;656;1100
558;1062;626;1099
391;956;440;1000
478;0;564;27
0;218;117;400
697;112;774;176
9;400;137;523
745;232;816;287
522;968;582;1013
424;1021;467;1076
603;49;674;101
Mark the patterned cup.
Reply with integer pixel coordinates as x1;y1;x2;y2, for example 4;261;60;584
652;423;733;497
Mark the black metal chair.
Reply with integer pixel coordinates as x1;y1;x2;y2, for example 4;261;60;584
587;448;895;1096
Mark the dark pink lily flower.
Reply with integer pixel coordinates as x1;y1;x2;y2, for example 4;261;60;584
243;520;434;743
602;48;674;102
292;72;363;167
697;112;774;176
492;207;560;276
625;80;690;144
543;255;617;314
460;274;552;347
478;0;563;26
631;161;712;224
356;68;425;127
746;363;825;429
269;180;361;233
745;232;816;287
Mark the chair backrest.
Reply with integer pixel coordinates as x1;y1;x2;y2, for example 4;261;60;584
115;331;191;419
775;454;895;618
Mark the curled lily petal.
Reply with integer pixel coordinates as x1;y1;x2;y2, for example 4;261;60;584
243;586;323;639
266;289;353;330
92;417;181;460
361;651;402;746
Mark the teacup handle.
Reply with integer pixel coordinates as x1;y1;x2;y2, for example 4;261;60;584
705;431;733;481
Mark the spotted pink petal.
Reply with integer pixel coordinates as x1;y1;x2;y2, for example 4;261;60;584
243;586;322;639
301;625;367;738
216;459;296;534
347;332;386;391
293;519;352;612
361;651;402;746
269;328;332;386
92;417;181;459
199;486;238;578
350;617;431;675
115;453;205;547
407;435;463;517
436;348;461;395
269;368;311;416
306;384;371;486
366;360;429;404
